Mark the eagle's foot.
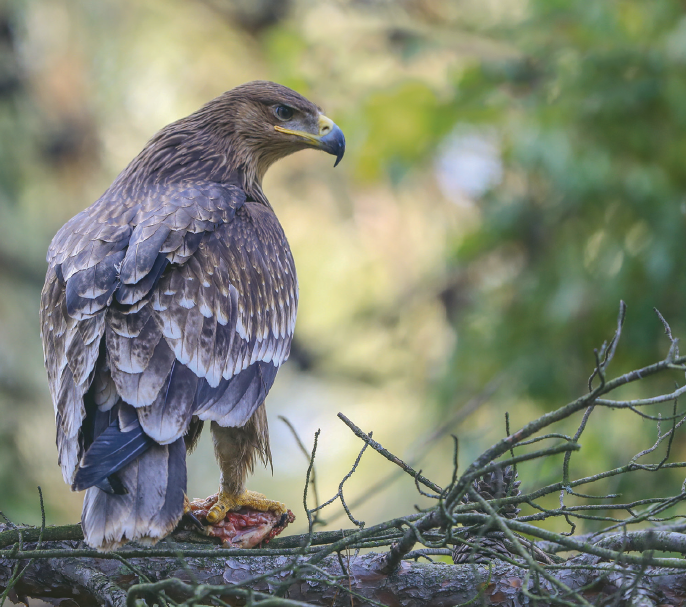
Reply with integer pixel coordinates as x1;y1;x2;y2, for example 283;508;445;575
207;489;287;523
187;490;294;548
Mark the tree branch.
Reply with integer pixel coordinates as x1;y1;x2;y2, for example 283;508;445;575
4;542;686;607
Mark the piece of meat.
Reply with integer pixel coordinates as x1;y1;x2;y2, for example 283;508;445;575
188;494;295;548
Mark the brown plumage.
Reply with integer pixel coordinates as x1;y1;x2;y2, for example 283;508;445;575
40;81;345;550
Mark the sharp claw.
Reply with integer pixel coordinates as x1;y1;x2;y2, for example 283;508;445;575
184;510;205;530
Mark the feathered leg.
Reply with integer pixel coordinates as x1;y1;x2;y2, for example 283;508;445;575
188;404;294;546
207;404;285;522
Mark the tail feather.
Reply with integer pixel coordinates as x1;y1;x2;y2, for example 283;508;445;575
72;415;155;492
149;438;186;533
81;437;186;551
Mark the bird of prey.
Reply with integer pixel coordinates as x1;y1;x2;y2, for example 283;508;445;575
40;81;345;551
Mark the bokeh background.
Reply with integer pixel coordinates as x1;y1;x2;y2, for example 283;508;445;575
1;0;686;538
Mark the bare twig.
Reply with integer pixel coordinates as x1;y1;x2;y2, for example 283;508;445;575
280;416;321;521
337;413;444;494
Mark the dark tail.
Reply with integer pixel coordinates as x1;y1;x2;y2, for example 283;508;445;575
72;414;155;493
81;437;186;551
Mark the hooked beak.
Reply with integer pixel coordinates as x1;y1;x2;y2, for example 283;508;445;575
274;114;346;167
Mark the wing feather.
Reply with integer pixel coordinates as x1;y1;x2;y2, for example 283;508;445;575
42;180;297;488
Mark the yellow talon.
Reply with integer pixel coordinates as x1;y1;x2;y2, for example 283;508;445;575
206;500;227;524
206;489;287;524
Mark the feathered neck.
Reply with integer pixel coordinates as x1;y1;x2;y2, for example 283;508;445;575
110;106;274;206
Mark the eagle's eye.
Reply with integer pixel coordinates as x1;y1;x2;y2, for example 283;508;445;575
274;105;294;121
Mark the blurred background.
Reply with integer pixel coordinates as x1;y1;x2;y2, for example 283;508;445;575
1;0;686;539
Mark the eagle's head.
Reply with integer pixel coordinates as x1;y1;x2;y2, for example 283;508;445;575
123;81;345;200
217;80;346;171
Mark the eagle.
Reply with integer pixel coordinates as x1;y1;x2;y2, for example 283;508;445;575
40;81;345;551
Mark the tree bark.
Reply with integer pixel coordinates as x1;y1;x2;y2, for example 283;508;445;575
2;540;686;607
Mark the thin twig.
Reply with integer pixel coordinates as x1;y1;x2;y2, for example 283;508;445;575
280;416;321;521
338;413;443;494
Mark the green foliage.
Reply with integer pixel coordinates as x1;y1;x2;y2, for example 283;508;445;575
356;82;449;181
442;0;686;407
